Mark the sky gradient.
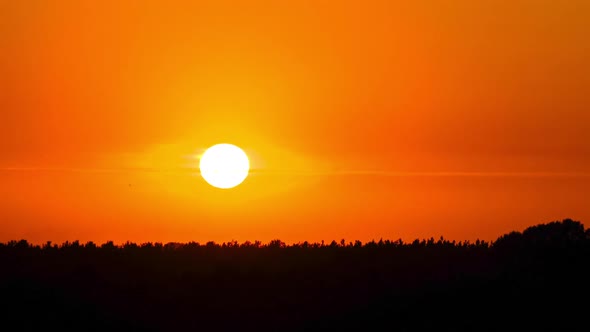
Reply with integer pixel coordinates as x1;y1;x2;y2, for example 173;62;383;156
2;0;590;244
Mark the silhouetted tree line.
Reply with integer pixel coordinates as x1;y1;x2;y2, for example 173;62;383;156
1;219;589;331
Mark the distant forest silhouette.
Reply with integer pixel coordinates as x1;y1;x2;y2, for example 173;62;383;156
2;219;589;331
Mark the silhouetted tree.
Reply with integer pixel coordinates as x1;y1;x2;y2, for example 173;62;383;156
0;219;588;332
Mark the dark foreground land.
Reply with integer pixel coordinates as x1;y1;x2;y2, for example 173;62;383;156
2;219;589;331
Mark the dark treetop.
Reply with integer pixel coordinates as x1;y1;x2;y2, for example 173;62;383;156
1;219;589;331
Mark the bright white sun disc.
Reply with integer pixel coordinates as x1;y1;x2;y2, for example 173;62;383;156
199;144;250;189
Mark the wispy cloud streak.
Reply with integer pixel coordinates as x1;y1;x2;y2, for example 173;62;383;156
1;167;589;178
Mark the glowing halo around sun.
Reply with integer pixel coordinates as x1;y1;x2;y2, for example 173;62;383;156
199;144;250;189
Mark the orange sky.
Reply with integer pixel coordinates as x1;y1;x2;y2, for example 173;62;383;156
2;0;590;244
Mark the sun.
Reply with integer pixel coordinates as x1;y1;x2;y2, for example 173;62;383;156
199;144;250;189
